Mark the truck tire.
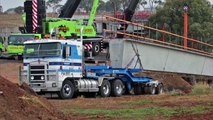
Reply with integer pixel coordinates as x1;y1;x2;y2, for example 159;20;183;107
58;80;75;99
147;85;156;95
156;84;163;94
111;79;124;97
134;86;142;95
92;42;100;56
99;80;111;97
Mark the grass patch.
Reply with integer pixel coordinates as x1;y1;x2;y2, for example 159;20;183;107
191;84;213;95
176;105;212;115
122;100;154;105
19;95;49;110
169;89;185;96
62;105;213;119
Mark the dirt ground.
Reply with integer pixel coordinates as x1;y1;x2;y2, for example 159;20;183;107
0;76;71;120
0;60;212;120
49;94;213;120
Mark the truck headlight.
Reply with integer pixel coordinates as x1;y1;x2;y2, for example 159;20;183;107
49;75;56;81
41;76;44;80
31;76;34;80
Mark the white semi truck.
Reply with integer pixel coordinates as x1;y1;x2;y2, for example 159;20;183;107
20;31;163;99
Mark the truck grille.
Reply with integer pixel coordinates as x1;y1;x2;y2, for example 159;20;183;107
30;65;46;85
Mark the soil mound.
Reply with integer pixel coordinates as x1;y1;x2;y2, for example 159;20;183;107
137;71;192;93
0;76;69;120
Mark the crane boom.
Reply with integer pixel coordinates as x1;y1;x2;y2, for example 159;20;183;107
59;0;82;18
117;0;140;38
87;0;99;26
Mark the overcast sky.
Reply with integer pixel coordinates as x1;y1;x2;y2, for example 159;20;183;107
0;0;213;12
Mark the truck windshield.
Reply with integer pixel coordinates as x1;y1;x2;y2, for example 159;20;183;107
24;42;62;57
8;35;34;45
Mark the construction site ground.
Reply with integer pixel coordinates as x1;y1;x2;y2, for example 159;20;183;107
0;59;213;120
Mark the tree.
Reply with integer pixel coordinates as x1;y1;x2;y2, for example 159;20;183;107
14;6;24;14
46;0;62;12
148;0;213;43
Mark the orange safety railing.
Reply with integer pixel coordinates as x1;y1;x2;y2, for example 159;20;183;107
103;15;213;56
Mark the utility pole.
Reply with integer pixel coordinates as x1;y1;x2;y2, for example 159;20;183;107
184;3;188;49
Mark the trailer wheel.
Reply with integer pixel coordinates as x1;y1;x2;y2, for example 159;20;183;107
134;86;142;95
147;85;156;95
156;84;163;94
99;80;111;97
58;80;75;99
92;42;100;56
111;79;124;97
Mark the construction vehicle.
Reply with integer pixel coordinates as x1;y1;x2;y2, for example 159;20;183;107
7;34;41;60
19;28;163;99
6;0;101;59
0;36;5;56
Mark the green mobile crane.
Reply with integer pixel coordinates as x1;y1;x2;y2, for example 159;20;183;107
7;0;101;59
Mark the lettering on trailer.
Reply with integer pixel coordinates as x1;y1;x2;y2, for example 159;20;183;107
9;46;24;50
75;29;93;33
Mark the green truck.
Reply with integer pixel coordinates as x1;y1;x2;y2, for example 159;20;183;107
0;36;5;56
7;0;102;59
7;34;41;59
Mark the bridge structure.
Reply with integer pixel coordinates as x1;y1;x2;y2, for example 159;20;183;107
103;16;213;77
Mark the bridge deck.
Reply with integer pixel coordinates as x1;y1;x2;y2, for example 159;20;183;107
110;39;213;76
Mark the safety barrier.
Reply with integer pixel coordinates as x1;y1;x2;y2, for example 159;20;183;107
104;15;213;56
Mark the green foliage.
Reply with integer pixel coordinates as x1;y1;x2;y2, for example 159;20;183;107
191;84;213;95
14;6;24;14
148;0;213;43
62;105;213;119
46;0;62;7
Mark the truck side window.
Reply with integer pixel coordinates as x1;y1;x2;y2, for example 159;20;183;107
63;45;71;58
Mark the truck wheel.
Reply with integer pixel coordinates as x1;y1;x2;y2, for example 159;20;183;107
111;79;124;97
147;85;156;95
99;80;111;97
156;84;163;94
58;80;75;99
92;42;100;56
134;86;142;95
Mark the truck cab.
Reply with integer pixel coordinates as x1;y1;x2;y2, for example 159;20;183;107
7;34;41;59
22;39;83;98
